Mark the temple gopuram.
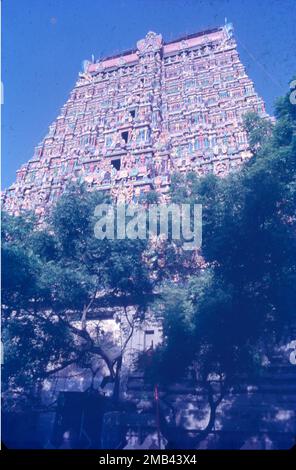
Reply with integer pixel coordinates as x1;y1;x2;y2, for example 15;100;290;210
2;23;267;217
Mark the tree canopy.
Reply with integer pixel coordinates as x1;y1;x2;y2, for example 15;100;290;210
143;85;296;446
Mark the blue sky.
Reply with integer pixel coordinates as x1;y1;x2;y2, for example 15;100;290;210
2;0;295;188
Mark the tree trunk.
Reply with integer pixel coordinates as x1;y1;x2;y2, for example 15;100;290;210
112;356;122;403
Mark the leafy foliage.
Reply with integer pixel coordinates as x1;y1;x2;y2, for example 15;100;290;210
145;85;296;445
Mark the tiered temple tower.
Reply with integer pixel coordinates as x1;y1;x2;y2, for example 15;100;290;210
3;24;267;217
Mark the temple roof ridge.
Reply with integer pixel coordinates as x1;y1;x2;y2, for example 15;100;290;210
84;24;229;69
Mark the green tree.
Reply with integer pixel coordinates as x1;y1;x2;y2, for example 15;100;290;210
145;85;296;448
2;183;154;409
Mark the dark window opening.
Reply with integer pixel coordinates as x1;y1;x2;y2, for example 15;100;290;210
130;109;136;119
121;131;129;143
144;330;155;350
111;159;121;171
